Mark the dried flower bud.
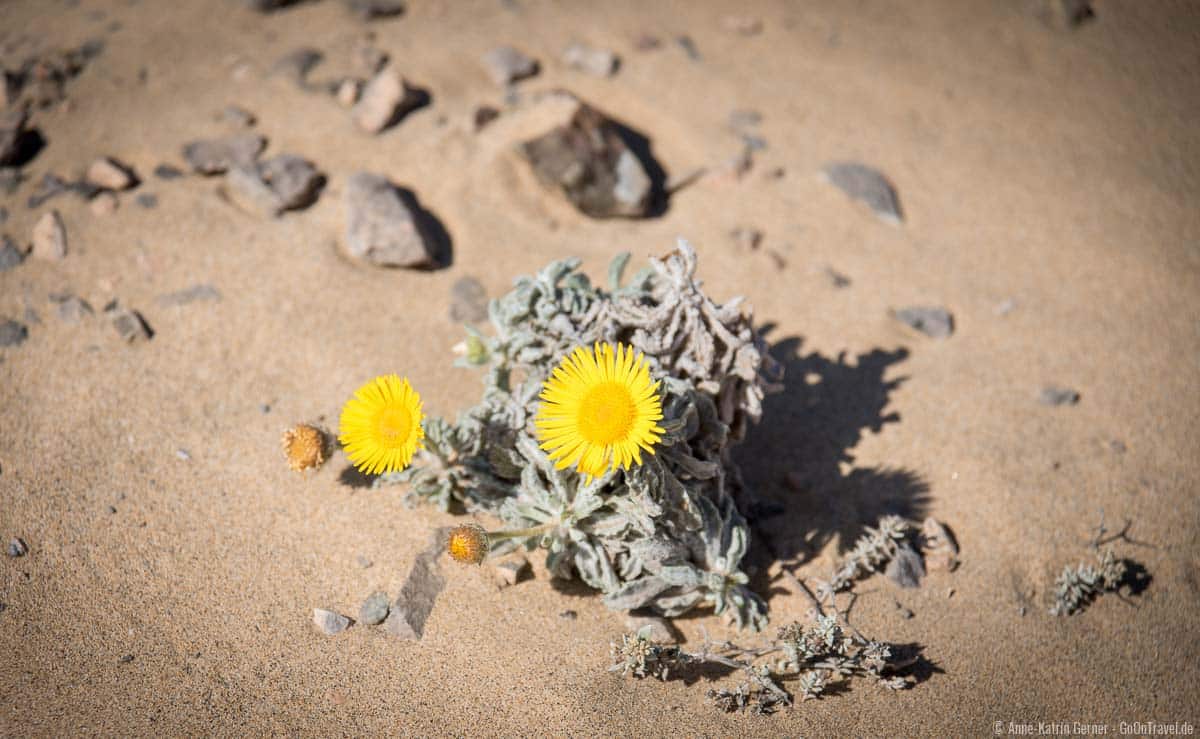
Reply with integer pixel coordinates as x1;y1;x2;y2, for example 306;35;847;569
282;424;327;471
447;523;490;565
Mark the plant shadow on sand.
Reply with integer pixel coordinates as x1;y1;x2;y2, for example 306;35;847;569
732;329;931;592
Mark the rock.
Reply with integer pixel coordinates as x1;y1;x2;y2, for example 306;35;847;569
343;172;437;268
449;276;488;323
31;211;67;260
182;134;266;175
1046;0;1094;28
472;105;500;131
352;66;424;134
118;654;134;664
346;0;406;20
0;236;26;272
491;554;530;589
562;42;618;77
353;42;390;76
312;608;351;635
519;98;656;218
729;226;762;252
885;543;925;588
112;309;152;342
89;191;118;216
825;163;902;226
624;614;675;643
227;154;321;217
0;319;28;347
359;592;390;625
383;534;446;639
86;156;137;190
559;610;577;620
481;46;538;86
1039;386;1080;406
54;295;93;323
822;162;903;225
674;35;701;61
356;555;374;569
220;105;256;127
633;34;662;52
918;517;959;572
135;193;158;209
7;538;27;557
721;15;763;35
335;78;360;107
892;306;953;339
26;174;72;208
895;601;914;619
176;449;191;461
269;47;323;87
243;0;298;10
153;164;184;180
824;266;851;288
156;284;221;307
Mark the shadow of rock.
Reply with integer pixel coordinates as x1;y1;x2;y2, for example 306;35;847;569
393;184;452;269
607;115;669;217
733;334;930;574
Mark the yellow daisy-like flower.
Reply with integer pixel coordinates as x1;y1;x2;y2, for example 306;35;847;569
338;374;425;475
535;342;665;481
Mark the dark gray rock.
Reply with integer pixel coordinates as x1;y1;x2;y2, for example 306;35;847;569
1046;0;1094;28
824;266;851;288
153;164;184;180
481;46;538;86
182;134;266;175
0;236;25;272
892;306;953;339
822;161;903;225
473;105;500;132
345;0;406;20
1039;386;1080;406
135;193;158;209
359;591;390;625
559;609;577;620
227;154;321;217
885;544;926;588
0;319;28;347
520;100;655;219
7;538;27;557
156;284;222;307
343;172;437;268
312;608;351;635
449;276;488;323
674;35;701;61
243;0;300;10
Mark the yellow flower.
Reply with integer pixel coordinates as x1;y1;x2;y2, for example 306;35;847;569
534;341;664;481
338;374;425;475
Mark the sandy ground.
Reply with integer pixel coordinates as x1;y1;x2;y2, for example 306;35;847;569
2;0;1199;735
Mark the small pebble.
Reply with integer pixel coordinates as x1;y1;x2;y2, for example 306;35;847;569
491;555;530;589
633;34;661;52
55;295;94;323
335;78;360;107
352;66;423;134
1039;386;1080;406
154;164;184;180
220;105;257;127
892;306;954;339
562;42;618;77
674;35;701;61
86;156;138;190
824;266;851;288
0;236;25;272
112;309;152;342
359;592;390;625
156;284;221;307
0;319;28;347
135;193;158;209
895;600;914;619
481;46;538;86
885;543;925;588
994;298;1017;316
624;614;675;643
559;610;577;620
270;47;323;88
31;210;68;260
356;555;373;569
175;449;190;460
119;654;134;664
729;226;762;252
7;538;28;557
345;0;406;20
822;161;903;225
313;608;351;635
107;505;117;514
472;105;500;132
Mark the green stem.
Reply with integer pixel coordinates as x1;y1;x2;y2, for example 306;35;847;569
488;522;555;543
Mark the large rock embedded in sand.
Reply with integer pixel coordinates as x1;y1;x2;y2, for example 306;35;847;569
352;66;426;134
342;172;437;268
518;96;656;219
226;154;322;217
183;134;266;175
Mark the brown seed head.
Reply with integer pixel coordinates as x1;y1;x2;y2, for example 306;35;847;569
447;524;490;565
282;424;327;471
